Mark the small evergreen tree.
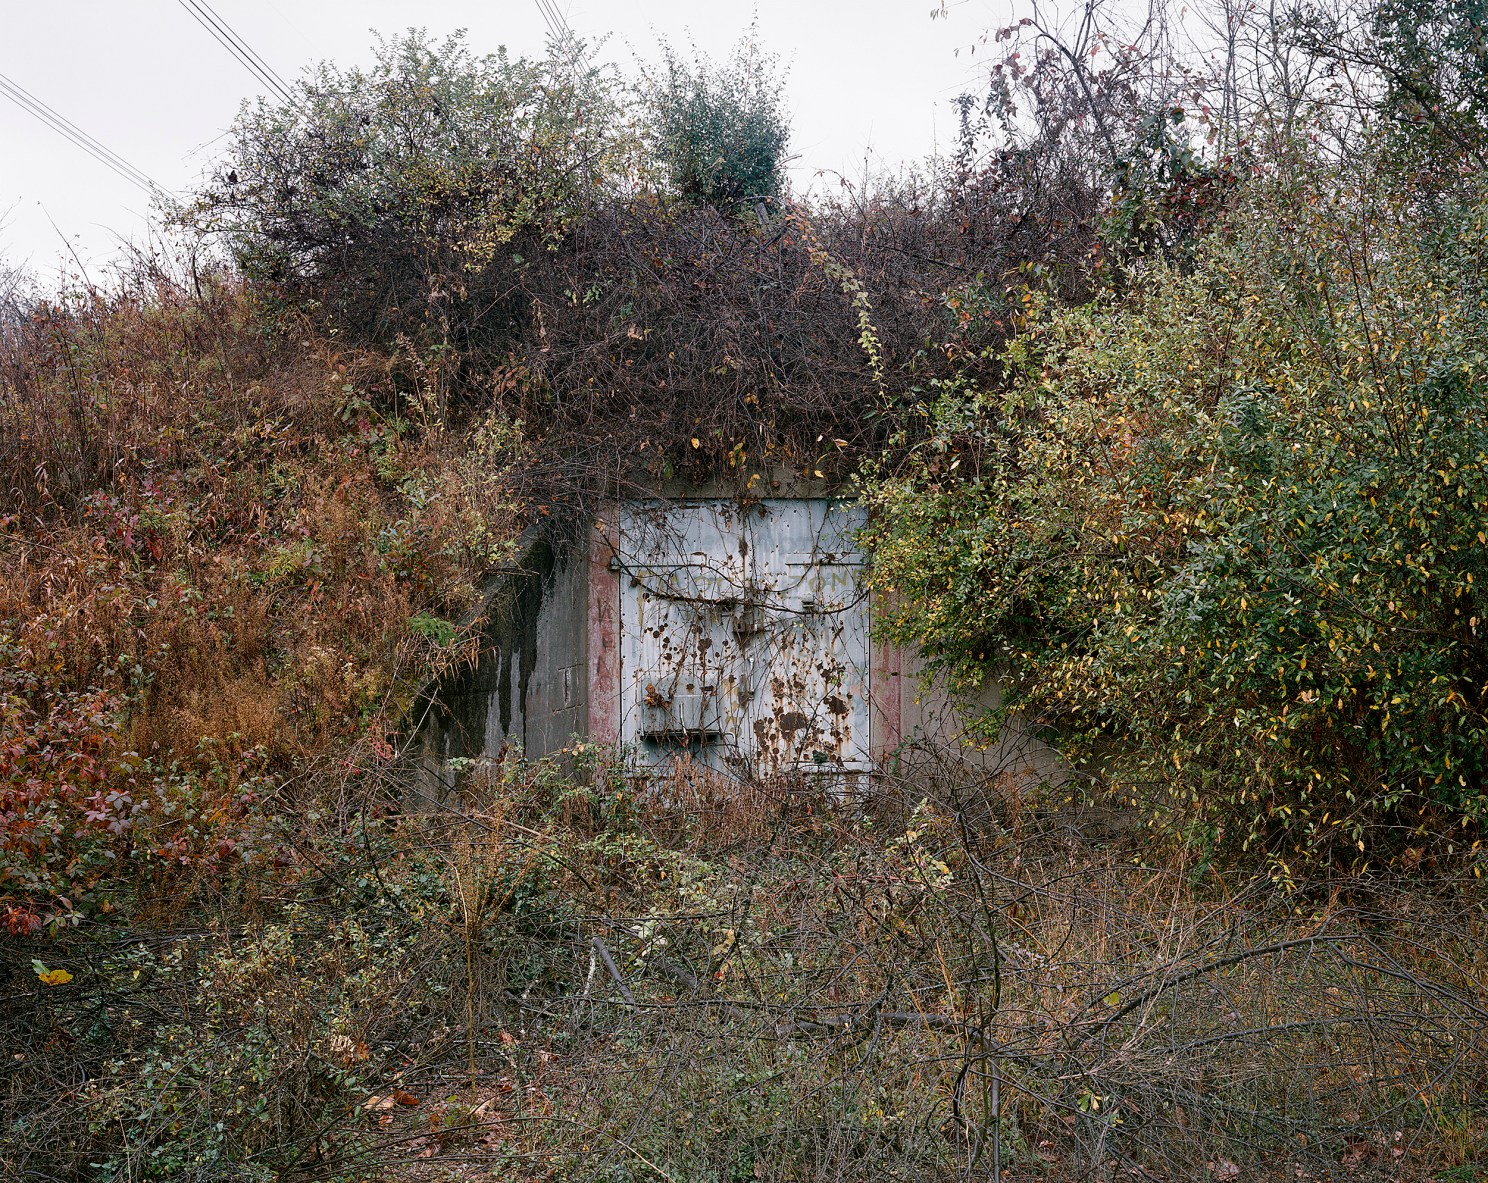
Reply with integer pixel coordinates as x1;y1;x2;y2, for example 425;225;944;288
645;30;791;217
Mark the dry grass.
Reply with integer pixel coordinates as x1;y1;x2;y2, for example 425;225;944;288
0;257;523;930
3;741;1483;1181
345;750;1488;1183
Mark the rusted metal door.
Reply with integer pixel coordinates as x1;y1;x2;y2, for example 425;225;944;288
616;499;871;777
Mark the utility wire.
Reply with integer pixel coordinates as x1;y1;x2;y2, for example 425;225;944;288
181;0;291;100
534;0;574;42
0;70;164;195
175;0;294;104
189;0;293;97
177;0;290;102
191;0;293;94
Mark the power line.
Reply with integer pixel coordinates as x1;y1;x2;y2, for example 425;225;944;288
533;0;574;42
190;0;293;96
175;0;293;104
0;72;157;191
176;0;291;102
0;70;164;195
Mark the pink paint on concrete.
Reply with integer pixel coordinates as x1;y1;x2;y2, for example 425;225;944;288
586;512;621;744
870;632;903;761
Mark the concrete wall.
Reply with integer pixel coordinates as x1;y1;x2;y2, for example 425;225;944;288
413;536;589;805
884;647;1065;789
519;541;589;758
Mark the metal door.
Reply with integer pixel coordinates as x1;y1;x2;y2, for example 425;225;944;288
616;499;871;777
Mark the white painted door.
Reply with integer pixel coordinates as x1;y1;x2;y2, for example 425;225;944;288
617;499;871;776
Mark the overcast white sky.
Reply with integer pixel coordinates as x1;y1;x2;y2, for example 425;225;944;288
1;1;1001;278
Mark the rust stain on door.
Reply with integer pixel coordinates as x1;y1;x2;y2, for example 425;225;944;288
616;499;871;777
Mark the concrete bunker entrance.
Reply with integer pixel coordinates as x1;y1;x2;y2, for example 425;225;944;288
413;489;1061;799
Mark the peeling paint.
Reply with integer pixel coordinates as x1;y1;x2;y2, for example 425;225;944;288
614;499;872;777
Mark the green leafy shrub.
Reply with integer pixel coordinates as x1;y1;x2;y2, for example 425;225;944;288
82;913;401;1182
643;28;790;216
2;822;461;1182
862;151;1488;865
1298;0;1488;179
194;30;633;351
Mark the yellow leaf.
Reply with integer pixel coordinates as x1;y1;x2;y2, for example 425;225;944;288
1105;991;1121;1006
690;438;700;449
38;967;72;986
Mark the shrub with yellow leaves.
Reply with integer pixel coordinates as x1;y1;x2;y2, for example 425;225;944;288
861;145;1488;866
